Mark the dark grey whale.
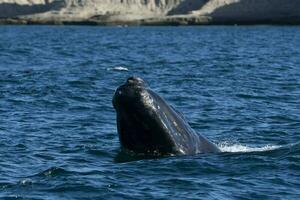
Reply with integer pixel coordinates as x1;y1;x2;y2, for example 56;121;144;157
113;77;220;156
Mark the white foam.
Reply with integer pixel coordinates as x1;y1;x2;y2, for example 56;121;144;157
107;66;129;71
218;142;281;153
20;178;33;185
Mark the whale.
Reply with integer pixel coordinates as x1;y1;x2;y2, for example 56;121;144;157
113;77;220;156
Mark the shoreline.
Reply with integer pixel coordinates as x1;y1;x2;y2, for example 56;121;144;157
1;0;300;26
1;17;300;26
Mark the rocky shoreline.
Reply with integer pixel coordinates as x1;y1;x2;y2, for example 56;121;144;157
1;0;300;26
1;17;300;26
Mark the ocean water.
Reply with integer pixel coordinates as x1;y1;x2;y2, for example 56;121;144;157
0;25;299;199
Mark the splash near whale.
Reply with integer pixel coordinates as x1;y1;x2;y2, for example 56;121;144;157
113;77;220;156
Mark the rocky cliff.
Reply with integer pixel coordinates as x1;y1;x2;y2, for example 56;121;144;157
0;0;300;25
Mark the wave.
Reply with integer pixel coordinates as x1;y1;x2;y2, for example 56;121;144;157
34;167;70;177
218;142;282;153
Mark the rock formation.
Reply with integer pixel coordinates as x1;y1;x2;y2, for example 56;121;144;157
0;0;299;25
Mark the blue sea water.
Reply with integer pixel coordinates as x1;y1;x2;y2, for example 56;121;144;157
0;25;300;199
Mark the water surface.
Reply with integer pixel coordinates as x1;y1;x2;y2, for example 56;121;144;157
0;26;300;199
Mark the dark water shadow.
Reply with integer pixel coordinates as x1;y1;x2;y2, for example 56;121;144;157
114;149;172;163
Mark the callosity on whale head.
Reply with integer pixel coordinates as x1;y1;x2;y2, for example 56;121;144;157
113;77;220;156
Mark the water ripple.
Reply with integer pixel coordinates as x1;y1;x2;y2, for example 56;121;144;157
0;26;300;199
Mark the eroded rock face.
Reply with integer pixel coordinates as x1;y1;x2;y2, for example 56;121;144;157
0;0;188;18
194;0;300;23
0;0;64;18
0;0;300;24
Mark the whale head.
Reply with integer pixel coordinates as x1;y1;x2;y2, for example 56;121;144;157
113;77;179;155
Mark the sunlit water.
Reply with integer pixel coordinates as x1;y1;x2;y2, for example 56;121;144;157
0;26;300;199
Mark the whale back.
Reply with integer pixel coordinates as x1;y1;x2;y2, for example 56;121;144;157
147;90;220;155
